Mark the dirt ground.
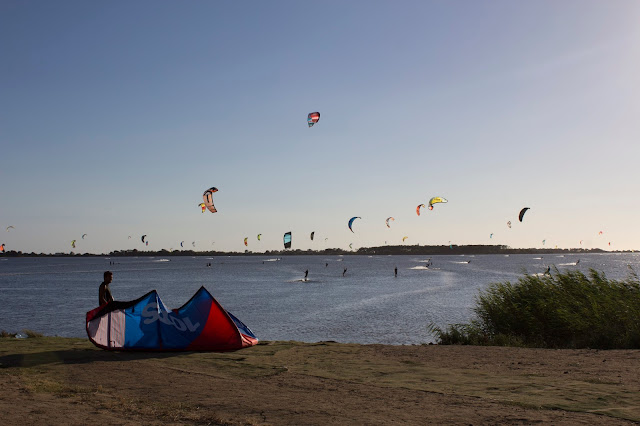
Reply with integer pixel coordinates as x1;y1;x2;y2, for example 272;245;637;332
0;337;638;425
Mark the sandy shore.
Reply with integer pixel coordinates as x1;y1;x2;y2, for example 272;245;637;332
0;337;638;425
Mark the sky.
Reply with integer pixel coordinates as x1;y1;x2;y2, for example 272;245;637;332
1;1;639;254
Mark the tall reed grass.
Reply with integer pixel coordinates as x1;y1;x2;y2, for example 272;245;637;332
430;268;640;349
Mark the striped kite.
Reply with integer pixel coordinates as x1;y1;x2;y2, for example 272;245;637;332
203;187;218;213
307;112;320;127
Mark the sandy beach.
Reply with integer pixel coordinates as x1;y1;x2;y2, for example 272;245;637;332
0;337;638;425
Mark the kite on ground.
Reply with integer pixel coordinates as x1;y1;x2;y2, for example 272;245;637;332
307;112;320;128
386;217;395;228
348;217;361;233
428;197;448;210
283;232;292;249
518;207;530;222
203;187;218;213
86;287;258;351
416;204;426;216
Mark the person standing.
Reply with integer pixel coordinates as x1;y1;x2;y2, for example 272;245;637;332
394;266;398;277
99;271;114;306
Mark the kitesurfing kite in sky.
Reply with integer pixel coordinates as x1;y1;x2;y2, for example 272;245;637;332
283;232;292;249
416;204;425;216
310;232;315;241
257;234;261;241
82;234;87;239
203;187;218;213
198;203;206;213
402;236;408;242
348;217;361;233
141;235;147;243
71;240;76;248
0;244;4;253
307;112;320;127
86;287;258;351
507;221;512;229
519;207;530;222
6;226;14;232
428;197;448;210
180;241;184;248
244;238;248;247
386;217;395;228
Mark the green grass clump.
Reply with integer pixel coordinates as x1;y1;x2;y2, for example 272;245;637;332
430;268;640;349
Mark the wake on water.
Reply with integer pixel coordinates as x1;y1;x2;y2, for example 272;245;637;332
286;278;320;283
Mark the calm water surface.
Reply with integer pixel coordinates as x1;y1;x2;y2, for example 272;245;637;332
1;253;638;344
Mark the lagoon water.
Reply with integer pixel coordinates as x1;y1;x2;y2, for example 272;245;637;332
1;253;638;345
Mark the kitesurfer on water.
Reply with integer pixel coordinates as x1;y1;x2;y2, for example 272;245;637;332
99;271;114;306
394;266;398;277
304;269;309;280
343;267;347;277
544;266;551;276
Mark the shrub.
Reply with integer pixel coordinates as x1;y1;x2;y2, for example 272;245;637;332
430;268;640;349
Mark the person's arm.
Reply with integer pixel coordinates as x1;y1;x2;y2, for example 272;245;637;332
99;284;107;305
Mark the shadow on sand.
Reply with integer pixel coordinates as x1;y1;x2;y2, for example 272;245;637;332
0;347;184;369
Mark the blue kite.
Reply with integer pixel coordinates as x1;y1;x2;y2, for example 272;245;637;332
86;287;258;351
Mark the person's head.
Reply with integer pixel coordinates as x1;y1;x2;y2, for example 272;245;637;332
104;271;113;284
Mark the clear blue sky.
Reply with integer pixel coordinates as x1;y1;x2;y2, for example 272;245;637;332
1;1;639;254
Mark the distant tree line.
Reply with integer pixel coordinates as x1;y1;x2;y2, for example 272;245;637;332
0;245;621;257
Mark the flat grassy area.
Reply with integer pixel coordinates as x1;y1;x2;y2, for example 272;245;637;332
1;337;638;424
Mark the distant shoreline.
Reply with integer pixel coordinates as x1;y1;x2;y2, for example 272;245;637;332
1;244;630;257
